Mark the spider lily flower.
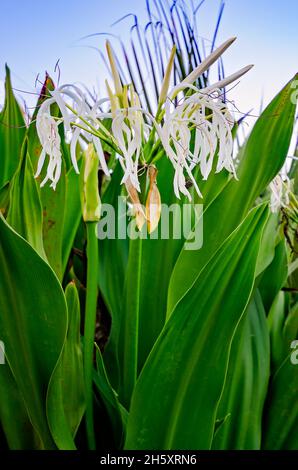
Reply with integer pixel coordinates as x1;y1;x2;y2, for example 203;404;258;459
35;103;63;189
80;144;101;222
269;174;291;213
34;35;252;209
146;165;161;233
35;85;111;188
154;39;253;199
156;88;235;200
149;36;253;199
112;106;143;191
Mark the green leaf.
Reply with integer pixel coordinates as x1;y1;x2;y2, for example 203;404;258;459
125;204;268;450
99;163;129;390
46;282;85;449
268;292;287;370
0;65;26;187
0;215;67;449
118;235;142;408
94;346;127;449
259;240;288;313
283;302;298;350
262;353;298;449
212;290;270;449
6;139;46;259
62;166;82;274
136;157;189;372
0;362;41;449
168;76;297;315
40;171;66;280
255;213;279;277
0;182;10;216
268;294;298;372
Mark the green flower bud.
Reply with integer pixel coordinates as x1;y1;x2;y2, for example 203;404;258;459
80;144;101;222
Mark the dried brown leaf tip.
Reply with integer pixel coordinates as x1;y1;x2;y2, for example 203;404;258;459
146;165;161;234
125;177;146;231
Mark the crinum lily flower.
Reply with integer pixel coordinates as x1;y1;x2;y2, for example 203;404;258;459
156;87;235;200
269;174;291;213
35;84;111;188
154;37;253;199
35;105;63;189
34;36;253;207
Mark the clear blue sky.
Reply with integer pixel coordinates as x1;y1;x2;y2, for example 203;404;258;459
1;0;297;122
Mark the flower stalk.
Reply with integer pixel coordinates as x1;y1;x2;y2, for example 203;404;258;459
80;144;101;449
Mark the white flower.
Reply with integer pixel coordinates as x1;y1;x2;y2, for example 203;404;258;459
156;87;235;200
269;174;290;213
35;87;111;188
111;107;143;191
34;37;252;199
35;104;62;189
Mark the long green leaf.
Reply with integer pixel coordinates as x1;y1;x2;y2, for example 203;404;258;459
0;362;41;449
0;66;26;187
212;290;270;449
6;139;46;259
262;353;298;449
94;346;127;449
168;76;297;315
0;215;67;448
46;282;85;449
125;204;268;449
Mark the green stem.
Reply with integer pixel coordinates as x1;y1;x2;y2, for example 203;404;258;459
120;235;143;409
84;221;98;449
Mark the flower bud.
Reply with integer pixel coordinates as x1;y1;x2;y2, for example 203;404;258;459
146;165;161;234
80;144;101;222
125;177;146;231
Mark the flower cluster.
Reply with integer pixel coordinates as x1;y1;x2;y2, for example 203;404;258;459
35;38;252;199
157;87;235;200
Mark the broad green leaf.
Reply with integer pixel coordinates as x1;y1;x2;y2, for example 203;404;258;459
168;76;297;315
0;362;41;449
94;346;127;448
268;292;287;370
6;139;46;259
212;290;270;449
262;353;298;449
259;239;288;313
283;302;298;350
137;157;187;372
118;235;142;408
62;166;82;274
40;171;66;280
46;283;85;449
125;204;268;450
0;182;9;216
255;213;279;277
0;215;67;449
268;294;298;372
99;163;129;390
0;66;26;187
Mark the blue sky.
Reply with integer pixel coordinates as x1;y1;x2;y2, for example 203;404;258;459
0;0;297;123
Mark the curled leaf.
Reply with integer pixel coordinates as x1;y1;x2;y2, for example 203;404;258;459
146;165;161;234
125;177;146;231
